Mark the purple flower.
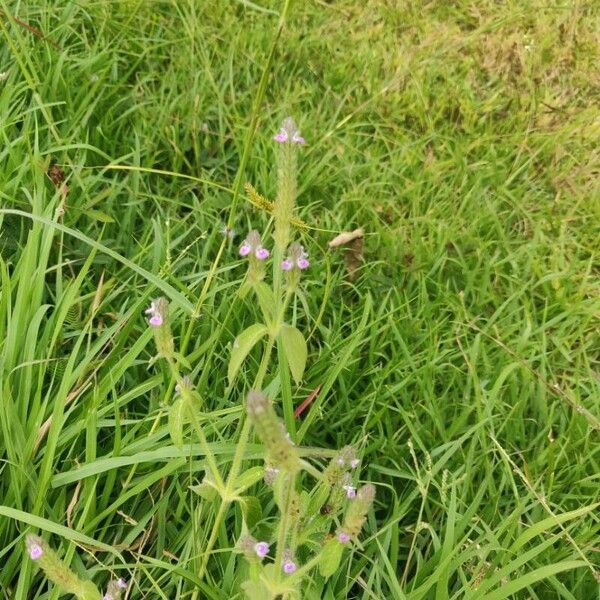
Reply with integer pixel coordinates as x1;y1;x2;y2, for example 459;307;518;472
255;247;270;260
343;485;357;499
148;314;163;327
239;230;269;263
145;299;168;328
350;458;360;469
283;560;297;574
116;578;128;589
254;541;270;558
273;130;288;143
296;257;309;270
28;543;43;560
337;531;351;544
283;244;310;272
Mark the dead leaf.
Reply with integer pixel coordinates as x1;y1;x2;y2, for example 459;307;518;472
329;228;364;280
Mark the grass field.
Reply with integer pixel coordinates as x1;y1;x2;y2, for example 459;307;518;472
1;1;599;598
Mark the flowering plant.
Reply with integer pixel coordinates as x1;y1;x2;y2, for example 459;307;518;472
26;118;375;600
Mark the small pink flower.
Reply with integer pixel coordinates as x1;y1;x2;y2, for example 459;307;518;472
343;485;357;499
292;132;305;144
350;458;360;469
273;130;288;143
254;541;270;558
29;543;43;560
255;247;270;260
281;258;293;271
239;243;251;257
116;579;128;589
296;257;309;270
149;314;163;327
337;531;351;544
145;298;168;327
283;560;297;574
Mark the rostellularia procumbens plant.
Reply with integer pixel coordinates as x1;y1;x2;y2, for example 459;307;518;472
26;118;375;599
144;118;375;597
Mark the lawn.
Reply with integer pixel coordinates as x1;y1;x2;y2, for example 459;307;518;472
0;1;599;599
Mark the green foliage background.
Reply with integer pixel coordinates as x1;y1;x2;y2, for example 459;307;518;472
0;1;598;598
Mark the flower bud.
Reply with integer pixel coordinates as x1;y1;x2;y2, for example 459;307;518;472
324;446;358;485
247;390;299;472
341;484;375;537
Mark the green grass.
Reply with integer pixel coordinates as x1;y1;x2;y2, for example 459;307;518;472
1;0;599;598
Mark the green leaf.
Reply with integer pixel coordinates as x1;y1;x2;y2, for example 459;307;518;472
0;506;118;555
307;483;331;515
168;397;185;449
479;561;586;600
319;539;344;578
241;580;271;600
228;323;268;383
510;502;600;552
189;479;218;501
279;324;307;385
233;466;265;495
240;496;262;528
84;209;114;223
253;281;276;323
0;209;195;314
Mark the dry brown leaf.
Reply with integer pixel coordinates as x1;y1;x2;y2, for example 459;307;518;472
329;228;364;280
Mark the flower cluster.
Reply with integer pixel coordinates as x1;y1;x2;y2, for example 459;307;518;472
273;117;305;145
27;537;43;560
283;556;297;574
239;230;270;260
282;243;309;272
340;484;376;537
254;541;270;559
326;445;360;485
